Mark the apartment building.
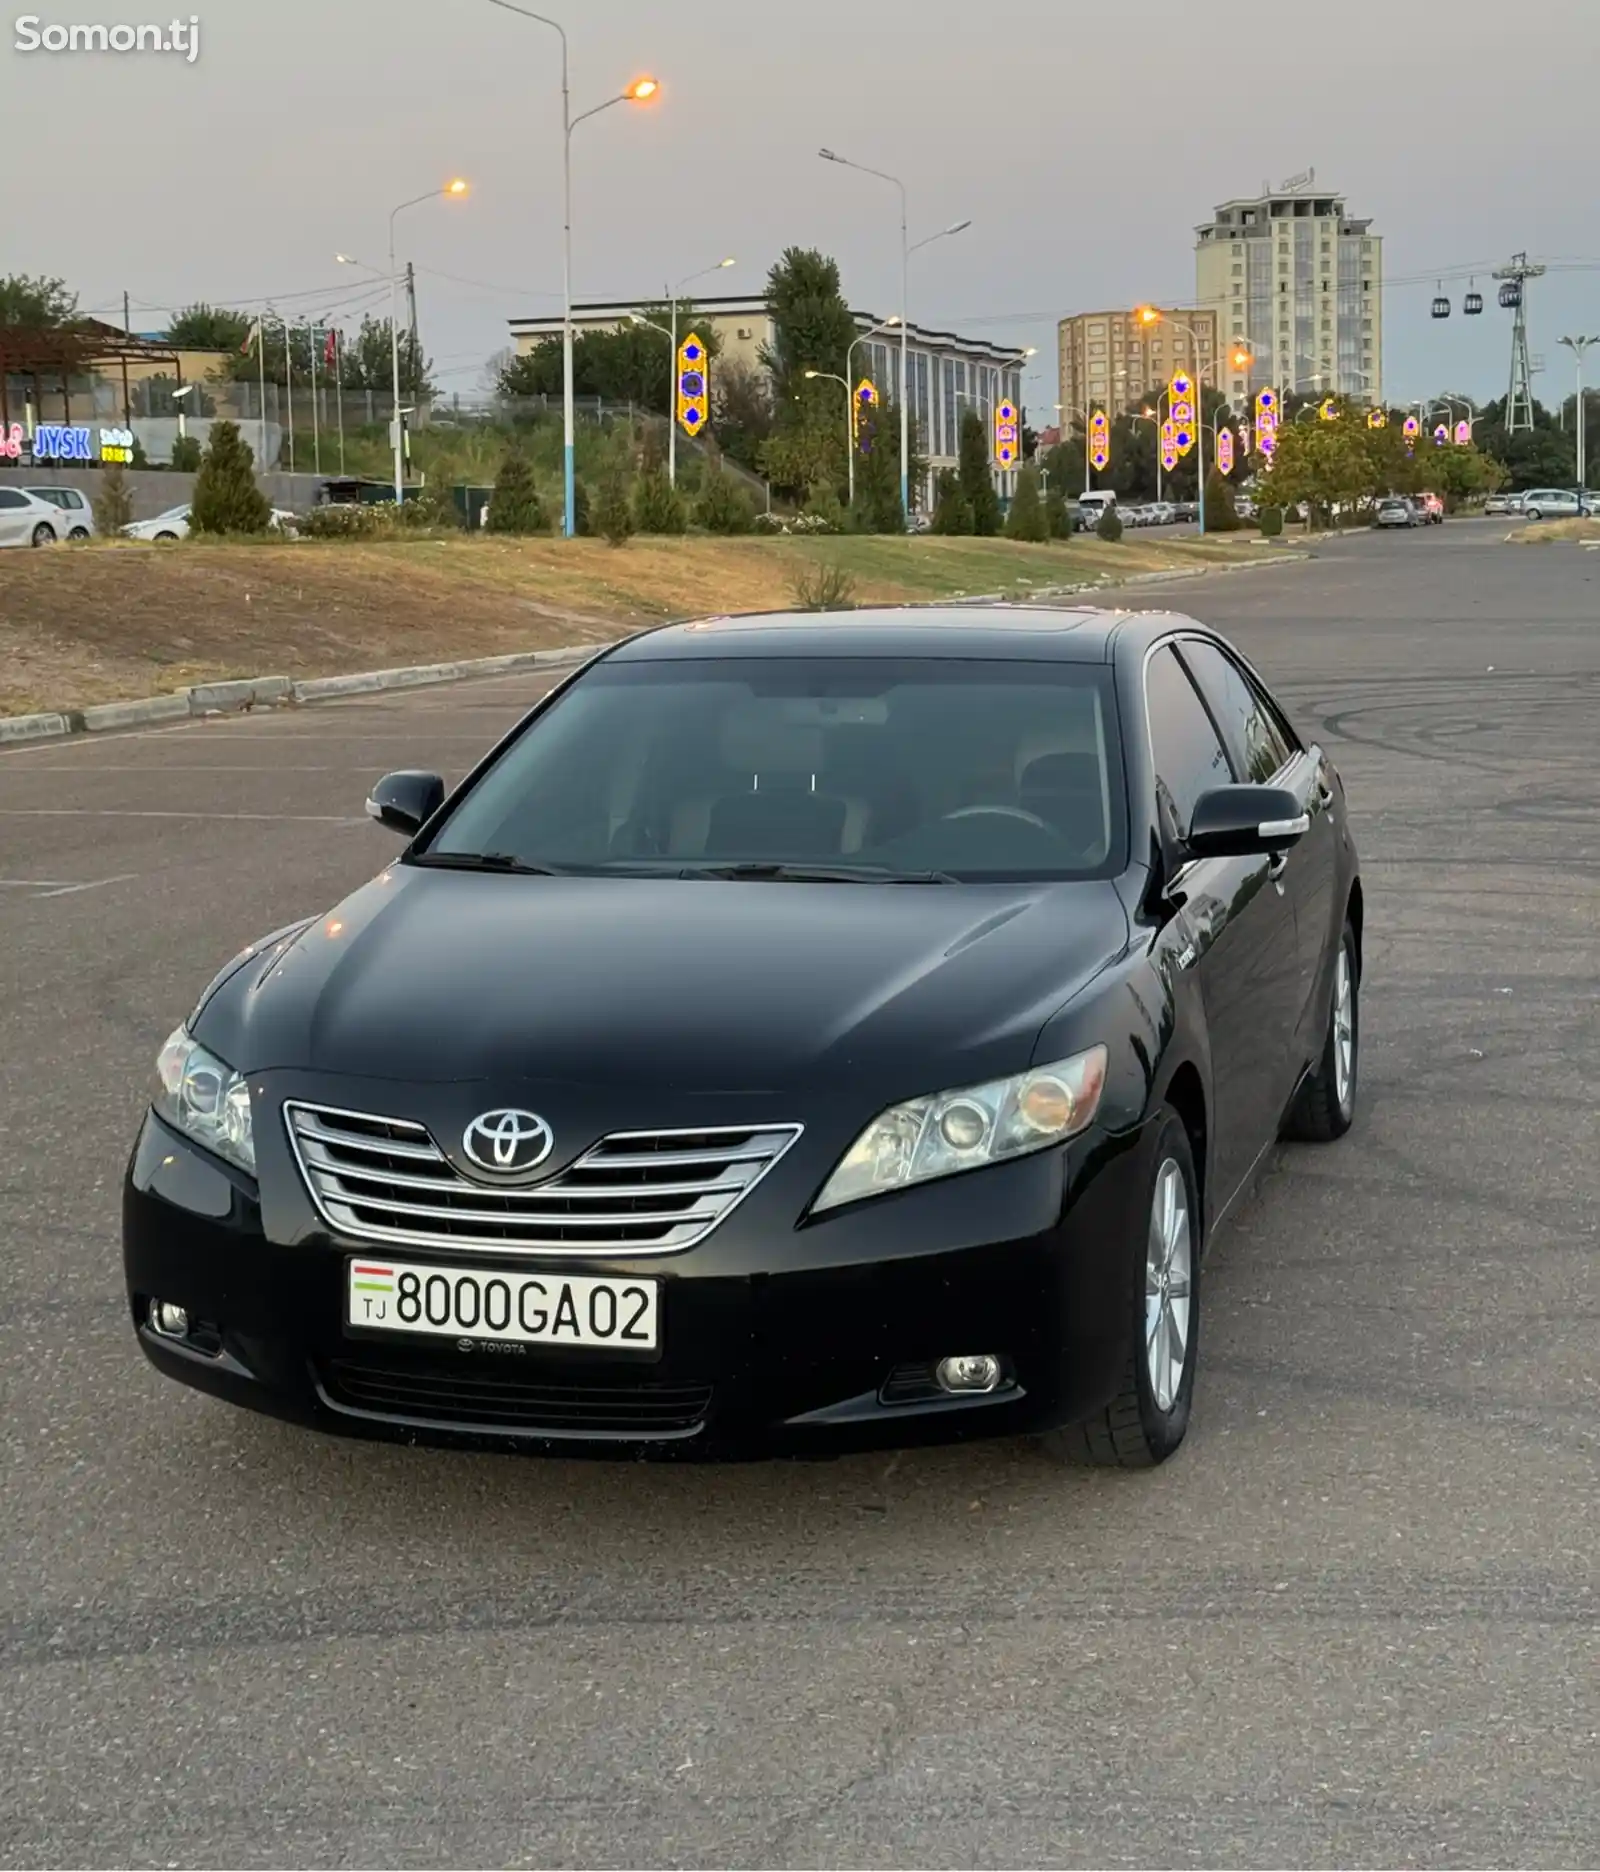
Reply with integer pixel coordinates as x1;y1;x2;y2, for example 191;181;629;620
1057;307;1218;426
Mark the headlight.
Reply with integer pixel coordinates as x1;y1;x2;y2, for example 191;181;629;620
152;1026;256;1175
812;1045;1108;1214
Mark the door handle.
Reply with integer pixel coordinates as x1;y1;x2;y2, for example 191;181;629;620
1267;851;1288;881
1316;780;1334;808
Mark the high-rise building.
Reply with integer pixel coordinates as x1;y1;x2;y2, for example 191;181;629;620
1057;307;1217;428
1194;173;1382;406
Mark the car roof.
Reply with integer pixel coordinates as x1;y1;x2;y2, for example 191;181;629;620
603;604;1208;665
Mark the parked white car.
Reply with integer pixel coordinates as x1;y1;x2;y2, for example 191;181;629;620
122;503;299;542
1518;488;1591;521
24;484;95;538
0;485;68;547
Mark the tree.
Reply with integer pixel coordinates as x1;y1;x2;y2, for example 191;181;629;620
188;420;271;535
758;249;857;501
0;274;77;327
1095;506;1123;542
497;307;718;412
1044;485;1071;539
695;462;754;533
1203;467;1242;530
169;435;202;473
850;398;905;533
1004;465;1048;541
633;464;687;534
711;360;775;472
336;313;434;397
1260;415;1375;523
956;409;1001;535
92;464;134;534
166;303;252;352
486;440;546;534
595;472;634;545
930;468;972;535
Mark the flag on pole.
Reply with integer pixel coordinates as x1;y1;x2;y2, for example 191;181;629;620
241;318;262;356
324;328;337;370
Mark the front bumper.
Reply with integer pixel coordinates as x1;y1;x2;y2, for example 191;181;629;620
123;1109;1153;1460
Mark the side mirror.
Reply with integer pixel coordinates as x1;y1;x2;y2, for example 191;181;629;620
365;770;445;837
1186;784;1308;860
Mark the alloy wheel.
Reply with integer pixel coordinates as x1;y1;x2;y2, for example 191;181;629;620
1332;948;1355;1112
1144;1158;1193;1413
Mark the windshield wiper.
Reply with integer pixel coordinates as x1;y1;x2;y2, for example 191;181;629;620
677;861;958;885
407;851;568;877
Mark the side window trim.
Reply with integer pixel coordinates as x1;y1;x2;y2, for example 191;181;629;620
1177;635;1299;781
1170;637;1248;783
1140;636;1233;858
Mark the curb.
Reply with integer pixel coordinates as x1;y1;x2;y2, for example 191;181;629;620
0;645;601;747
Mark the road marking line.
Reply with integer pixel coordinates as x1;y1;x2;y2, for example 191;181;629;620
0;874;139;897
0;809;366;822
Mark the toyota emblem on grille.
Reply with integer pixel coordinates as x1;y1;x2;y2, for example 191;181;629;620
462;1108;554;1175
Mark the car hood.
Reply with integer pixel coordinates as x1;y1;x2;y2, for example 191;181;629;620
196;865;1131;1099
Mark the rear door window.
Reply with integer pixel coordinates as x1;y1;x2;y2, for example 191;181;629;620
1179;639;1296;783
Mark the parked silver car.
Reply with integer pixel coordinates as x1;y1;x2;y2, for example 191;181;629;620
1519;488;1589;521
1374;496;1419;529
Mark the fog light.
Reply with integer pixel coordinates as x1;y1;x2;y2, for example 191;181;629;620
935;1353;1003;1394
151;1300;189;1339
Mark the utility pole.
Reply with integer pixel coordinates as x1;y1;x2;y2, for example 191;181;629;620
1558;336;1596;494
121;289;133;425
405;262;420;365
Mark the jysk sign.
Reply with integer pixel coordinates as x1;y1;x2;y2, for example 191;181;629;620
33;424;95;461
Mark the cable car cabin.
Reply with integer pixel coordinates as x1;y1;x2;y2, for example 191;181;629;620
1431;295;1451;319
1464;289;1484;315
1498;282;1522;309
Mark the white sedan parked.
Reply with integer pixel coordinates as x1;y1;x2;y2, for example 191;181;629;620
0;485;69;547
122;504;299;541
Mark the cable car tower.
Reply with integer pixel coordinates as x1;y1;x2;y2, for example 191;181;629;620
1493;252;1545;432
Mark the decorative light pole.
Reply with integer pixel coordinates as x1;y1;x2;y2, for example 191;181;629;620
1134;307;1250;534
1558;336;1596;495
486;1;658;537
663;258;735;486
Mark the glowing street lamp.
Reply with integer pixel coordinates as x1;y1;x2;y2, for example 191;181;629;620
1132;309;1249;533
486;1;660;536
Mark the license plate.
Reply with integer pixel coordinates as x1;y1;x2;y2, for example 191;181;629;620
346;1258;659;1350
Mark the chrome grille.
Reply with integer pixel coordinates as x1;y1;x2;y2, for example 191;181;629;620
285;1102;801;1256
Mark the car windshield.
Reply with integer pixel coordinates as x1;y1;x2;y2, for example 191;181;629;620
421;655;1128;881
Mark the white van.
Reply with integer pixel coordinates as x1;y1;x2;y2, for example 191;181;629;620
1075;490;1117;531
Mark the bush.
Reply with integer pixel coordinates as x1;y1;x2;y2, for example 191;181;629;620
632;467;687;535
486;441;546;534
93;463;135;534
929;469;971;536
788;561;857;611
800;481;846;534
168;434;202;473
1203;468;1243;531
695;465;754;534
1003;466;1048;542
595;473;634;546
1044;487;1071;539
1257;503;1283;537
188;420;272;535
1095;505;1124;542
572;476;591;536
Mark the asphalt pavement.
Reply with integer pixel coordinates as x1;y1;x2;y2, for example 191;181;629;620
1;520;1596;1869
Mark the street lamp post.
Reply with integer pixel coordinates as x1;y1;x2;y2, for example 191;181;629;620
665;257;734;486
486;1;657;538
1135;307;1249;534
340;178;468;506
1558;337;1596;494
819;147;969;521
804;314;901;508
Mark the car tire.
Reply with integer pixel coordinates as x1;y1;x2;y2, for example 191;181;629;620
69;527;90;540
1042;1108;1201;1469
155;531;179;542
1284;918;1359;1143
30;523;57;546
1525;507;1542;521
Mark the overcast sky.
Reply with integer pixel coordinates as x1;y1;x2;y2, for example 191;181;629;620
7;0;1598;418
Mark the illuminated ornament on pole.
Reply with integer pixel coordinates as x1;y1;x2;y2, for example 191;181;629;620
1089;409;1110;472
852;377;877;446
675;332;708;436
993;399;1019;469
1215;428;1235;475
1402;413;1419;455
1433;422;1449;445
1454;419;1471;445
1319;397;1338;422
1254;387;1278;459
1168;374;1197;455
1160;419;1179;473
1367;408;1387;428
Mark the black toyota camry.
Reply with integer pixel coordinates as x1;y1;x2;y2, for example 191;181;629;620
124;606;1362;1467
